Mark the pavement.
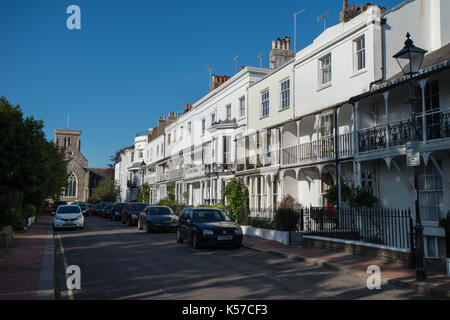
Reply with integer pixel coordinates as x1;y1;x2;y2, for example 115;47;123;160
242;235;450;299
0;214;54;300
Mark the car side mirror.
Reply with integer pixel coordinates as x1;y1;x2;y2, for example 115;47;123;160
187;219;192;225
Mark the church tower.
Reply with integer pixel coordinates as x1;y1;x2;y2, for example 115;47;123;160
54;129;82;152
54;129;89;203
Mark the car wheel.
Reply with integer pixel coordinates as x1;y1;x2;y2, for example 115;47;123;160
233;242;241;249
127;217;132;226
146;222;152;233
192;232;201;250
121;216;125;224
176;228;183;243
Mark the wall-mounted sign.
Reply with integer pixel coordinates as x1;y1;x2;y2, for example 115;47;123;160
406;141;420;167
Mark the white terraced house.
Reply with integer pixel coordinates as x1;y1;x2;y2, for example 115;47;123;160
157;67;270;206
114;0;450;260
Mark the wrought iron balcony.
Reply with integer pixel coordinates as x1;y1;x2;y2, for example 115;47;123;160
358;108;450;153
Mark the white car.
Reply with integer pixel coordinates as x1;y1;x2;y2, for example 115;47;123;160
53;205;85;230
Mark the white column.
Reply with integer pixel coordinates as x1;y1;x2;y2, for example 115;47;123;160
418;79;428;143
200;181;204;206
218;136;223;165
280;127;284;165
383;91;390;150
336;107;340;157
315;114;321;158
353;102;359;155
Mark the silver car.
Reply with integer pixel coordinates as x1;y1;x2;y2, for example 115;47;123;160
53;205;85;230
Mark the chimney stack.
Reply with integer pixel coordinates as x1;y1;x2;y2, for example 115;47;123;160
339;2;386;23
210;74;231;92
269;35;294;69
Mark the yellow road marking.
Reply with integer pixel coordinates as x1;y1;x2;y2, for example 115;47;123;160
57;233;74;300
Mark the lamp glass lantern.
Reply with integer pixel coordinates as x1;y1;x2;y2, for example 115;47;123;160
393;33;427;76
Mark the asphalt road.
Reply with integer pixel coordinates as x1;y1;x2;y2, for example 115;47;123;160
54;216;439;300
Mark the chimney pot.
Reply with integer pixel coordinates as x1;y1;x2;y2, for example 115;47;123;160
285;36;291;50
343;0;348;10
240;65;244;70
276;38;281;49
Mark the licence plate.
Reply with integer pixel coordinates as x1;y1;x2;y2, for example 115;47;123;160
217;236;233;241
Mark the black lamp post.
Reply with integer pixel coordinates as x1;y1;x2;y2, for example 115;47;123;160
140;160;146;184
393;33;427;281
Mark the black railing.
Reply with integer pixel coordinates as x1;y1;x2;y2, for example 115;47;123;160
301;207;412;250
358;109;450;152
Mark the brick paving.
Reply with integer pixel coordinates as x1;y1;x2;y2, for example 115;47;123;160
243;235;450;299
0;215;52;300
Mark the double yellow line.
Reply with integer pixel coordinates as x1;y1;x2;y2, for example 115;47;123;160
56;233;74;300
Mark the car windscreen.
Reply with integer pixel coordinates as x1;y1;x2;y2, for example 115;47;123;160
115;204;124;211
57;206;81;214
147;207;172;215
105;204;113;209
193;210;229;222
130;204;147;211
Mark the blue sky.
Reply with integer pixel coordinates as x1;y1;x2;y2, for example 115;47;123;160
0;0;403;167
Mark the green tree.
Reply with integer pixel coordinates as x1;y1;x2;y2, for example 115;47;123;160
0;97;67;228
221;178;249;220
90;179;118;203
142;182;150;204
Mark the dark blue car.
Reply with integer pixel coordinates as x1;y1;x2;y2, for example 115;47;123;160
138;206;179;232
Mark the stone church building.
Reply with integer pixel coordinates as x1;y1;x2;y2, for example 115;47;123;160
54;129;113;203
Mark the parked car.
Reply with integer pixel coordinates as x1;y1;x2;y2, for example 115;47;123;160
98;202;113;217
52;201;68;214
93;203;100;215
138;206;178;232
86;203;93;215
53;205;85;230
176;208;243;249
122;202;147;226
111;202;125;221
103;203;114;219
79;202;90;216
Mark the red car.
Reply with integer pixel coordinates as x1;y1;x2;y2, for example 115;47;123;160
122;202;147;226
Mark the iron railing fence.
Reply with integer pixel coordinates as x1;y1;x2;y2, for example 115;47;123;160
300;207;413;250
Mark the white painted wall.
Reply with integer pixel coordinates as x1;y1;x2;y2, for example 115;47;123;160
248;60;294;133
383;0;450;80
294;5;383;118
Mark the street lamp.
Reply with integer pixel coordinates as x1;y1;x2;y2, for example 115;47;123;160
140;160;146;185
393;32;427;281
